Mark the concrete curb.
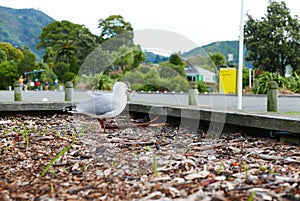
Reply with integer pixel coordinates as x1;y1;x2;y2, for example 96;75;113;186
0;101;73;112
0;101;299;135
127;102;300;135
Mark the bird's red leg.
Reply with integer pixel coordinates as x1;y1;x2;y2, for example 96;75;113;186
97;118;106;133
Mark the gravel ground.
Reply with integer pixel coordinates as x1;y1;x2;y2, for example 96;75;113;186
0;113;299;201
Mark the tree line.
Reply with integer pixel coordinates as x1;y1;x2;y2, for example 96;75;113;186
0;1;299;93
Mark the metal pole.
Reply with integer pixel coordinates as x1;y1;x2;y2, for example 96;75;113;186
249;69;252;88
237;0;244;110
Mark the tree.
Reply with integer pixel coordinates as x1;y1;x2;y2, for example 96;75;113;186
0;49;7;62
75;29;97;66
244;1;300;75
169;53;183;66
0;42;23;62
209;53;226;67
18;46;36;74
112;45;146;74
37;62;58;87
55;39;76;64
97;15;133;45
43;47;55;65
53;62;69;82
80;45;113;75
0;61;18;89
37;20;97;75
159;61;186;77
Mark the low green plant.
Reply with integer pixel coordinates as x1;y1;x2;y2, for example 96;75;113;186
185;147;191;154
153;154;159;177
50;183;54;193
13;127;19;135
252;72;286;94
217;163;223;175
41;139;75;177
43;127;48;136
197;81;209;93
62;166;67;173
248;191;256;201
287;73;300;93
111;158;119;169
50;170;56;176
21;125;28;138
80;126;85;137
145;146;151;152
259;165;276;174
242;161;249;181
54;130;61;137
25;135;29;148
6;142;13;153
38;128;42;136
4;128;8;136
167;156;173;167
283;111;300;115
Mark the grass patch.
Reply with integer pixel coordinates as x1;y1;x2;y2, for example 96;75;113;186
283;111;300;115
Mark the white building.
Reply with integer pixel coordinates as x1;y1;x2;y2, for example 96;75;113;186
185;65;216;83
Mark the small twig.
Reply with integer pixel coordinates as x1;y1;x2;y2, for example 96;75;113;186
191;143;223;152
68;185;96;194
122;141;157;147
134;117;159;127
33;136;55;141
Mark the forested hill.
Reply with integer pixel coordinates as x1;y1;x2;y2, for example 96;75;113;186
183;41;239;65
0;6;239;63
0;6;54;60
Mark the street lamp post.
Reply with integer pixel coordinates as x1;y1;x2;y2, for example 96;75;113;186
237;0;244;110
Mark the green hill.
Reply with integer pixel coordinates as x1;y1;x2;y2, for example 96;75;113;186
183;40;239;65
0;6;54;60
0;6;240;64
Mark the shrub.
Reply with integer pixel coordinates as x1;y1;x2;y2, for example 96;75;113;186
63;72;76;83
252;72;286;94
197;81;209;93
287;73;300;93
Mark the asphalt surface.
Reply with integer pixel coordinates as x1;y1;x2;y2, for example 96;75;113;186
0;90;300;113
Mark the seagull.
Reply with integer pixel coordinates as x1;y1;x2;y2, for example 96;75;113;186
76;82;130;132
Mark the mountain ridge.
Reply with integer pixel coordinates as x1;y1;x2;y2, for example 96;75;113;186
0;6;54;60
183;40;239;64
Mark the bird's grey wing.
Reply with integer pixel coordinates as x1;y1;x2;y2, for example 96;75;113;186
87;90;103;97
77;94;113;115
94;94;114;115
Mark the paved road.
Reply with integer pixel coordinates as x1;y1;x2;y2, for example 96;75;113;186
0;90;300;113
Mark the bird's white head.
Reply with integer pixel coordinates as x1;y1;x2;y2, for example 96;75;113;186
113;82;131;93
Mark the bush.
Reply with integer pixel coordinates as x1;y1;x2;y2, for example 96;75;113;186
63;72;76;83
0;61;18;89
252;72;286;94
287;73;300;93
197;81;209;93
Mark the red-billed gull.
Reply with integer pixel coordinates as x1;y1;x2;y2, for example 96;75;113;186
76;82;130;132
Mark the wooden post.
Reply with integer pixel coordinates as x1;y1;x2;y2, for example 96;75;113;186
65;81;74;102
188;81;198;106
267;81;278;112
14;81;22;101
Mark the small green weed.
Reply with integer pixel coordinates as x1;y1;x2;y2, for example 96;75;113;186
153;154;159;177
248;191;256;201
41;139;75;177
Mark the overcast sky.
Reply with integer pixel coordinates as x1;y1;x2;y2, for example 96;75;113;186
0;0;299;48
